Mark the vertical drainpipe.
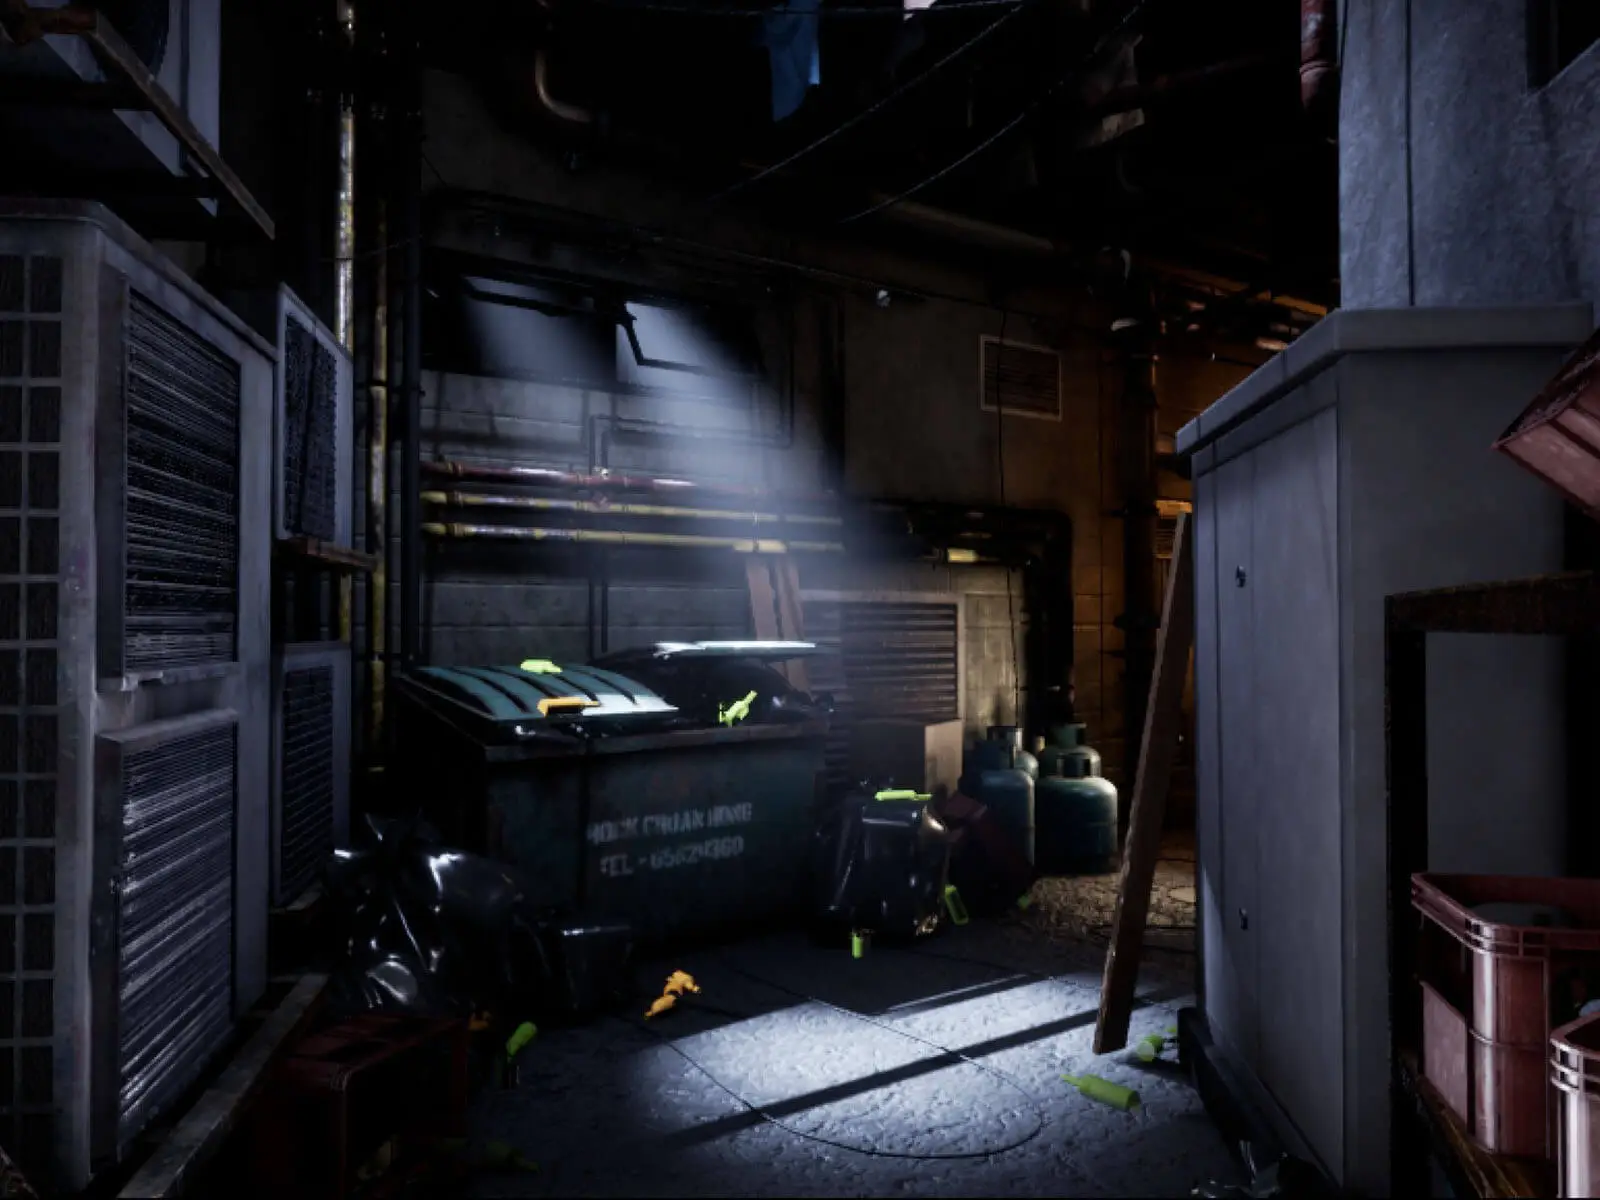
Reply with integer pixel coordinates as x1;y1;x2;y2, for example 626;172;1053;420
1113;297;1158;846
334;0;356;646
368;205;390;755
399;0;424;670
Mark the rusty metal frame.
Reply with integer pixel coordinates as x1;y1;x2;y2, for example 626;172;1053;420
0;1;274;240
1384;568;1600;1195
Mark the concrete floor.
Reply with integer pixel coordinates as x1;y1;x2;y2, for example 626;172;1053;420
465;864;1240;1199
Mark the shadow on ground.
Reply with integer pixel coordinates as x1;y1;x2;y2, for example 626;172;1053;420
463;914;1243;1198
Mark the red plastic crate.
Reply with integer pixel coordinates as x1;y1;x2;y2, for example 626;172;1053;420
249;1014;470;1200
1414;874;1600;1159
1552;1012;1600;1199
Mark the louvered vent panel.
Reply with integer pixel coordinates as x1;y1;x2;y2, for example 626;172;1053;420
981;338;1062;419
280;315;339;542
124;293;242;672
277;664;335;902
115;722;235;1144
0;253;63;1182
803;599;960;790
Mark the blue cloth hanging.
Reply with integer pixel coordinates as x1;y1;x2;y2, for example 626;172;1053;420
758;3;822;122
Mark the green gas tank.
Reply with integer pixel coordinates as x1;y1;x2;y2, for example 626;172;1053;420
1035;737;1118;876
976;761;1036;866
961;725;1037;793
1038;723;1102;780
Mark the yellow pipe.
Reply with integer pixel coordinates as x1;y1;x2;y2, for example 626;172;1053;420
420;490;842;526
422;522;843;555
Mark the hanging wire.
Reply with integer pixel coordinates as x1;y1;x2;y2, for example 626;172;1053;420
836;0;1150;225
710;0;1038;203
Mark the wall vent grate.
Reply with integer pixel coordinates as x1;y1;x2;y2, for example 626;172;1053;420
276;664;335;903
123;291;242;672
802;599;960;790
114;722;235;1146
280;315;339;542
979;337;1063;421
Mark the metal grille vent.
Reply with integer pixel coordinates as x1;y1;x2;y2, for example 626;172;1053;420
280;315;339;542
980;337;1063;420
123;292;242;672
115;721;235;1144
803;599;961;789
276;664;335;903
0;252;62;1181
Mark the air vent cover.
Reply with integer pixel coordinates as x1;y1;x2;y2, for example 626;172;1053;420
123;291;241;673
980;336;1063;421
280;315;339;542
802;597;961;789
112;718;235;1148
271;642;350;907
276;664;334;902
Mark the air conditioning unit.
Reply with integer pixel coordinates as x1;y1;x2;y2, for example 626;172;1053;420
0;200;271;1192
271;641;351;907
0;0;221;184
272;287;355;547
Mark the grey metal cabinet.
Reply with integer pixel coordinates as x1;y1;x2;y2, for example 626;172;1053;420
1179;304;1594;1196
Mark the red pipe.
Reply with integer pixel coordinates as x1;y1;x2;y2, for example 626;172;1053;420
1300;0;1338;114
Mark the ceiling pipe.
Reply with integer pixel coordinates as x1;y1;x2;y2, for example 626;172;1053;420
533;45;595;125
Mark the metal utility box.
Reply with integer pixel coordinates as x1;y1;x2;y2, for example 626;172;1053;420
391;663;827;945
1178;303;1594;1196
0;201;274;1191
846;719;963;800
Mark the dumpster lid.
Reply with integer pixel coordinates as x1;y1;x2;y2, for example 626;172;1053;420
639;640;821;661
405;663;677;725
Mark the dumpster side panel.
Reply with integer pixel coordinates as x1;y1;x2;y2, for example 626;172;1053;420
582;736;825;943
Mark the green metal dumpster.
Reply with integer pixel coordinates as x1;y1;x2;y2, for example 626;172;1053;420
390;660;828;945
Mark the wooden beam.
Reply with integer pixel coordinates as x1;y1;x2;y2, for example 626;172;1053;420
1094;511;1195;1054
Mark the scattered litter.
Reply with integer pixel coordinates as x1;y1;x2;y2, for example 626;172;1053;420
1134;1024;1179;1062
435;1138;539;1174
519;658;562;674
645;971;701;1018
1062;1072;1141;1111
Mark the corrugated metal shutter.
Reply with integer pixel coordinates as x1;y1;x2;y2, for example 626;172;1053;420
802;597;960;790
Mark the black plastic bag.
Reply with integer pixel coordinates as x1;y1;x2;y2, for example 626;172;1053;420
812;794;951;942
323;815;634;1022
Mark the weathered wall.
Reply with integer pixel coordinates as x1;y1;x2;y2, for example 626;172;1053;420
379;67;1138;771
1341;0;1600;308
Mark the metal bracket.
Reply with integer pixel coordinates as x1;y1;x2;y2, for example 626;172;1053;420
0;1;275;240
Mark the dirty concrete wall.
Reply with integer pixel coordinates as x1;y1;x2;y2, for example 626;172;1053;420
363;67;1130;767
1341;0;1600;308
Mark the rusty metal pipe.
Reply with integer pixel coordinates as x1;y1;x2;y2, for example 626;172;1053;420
422;458;839;505
424;522;844;554
422;489;842;526
1300;0;1338;113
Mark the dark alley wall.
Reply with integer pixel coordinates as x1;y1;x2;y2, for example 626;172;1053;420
372;67;1141;772
1341;0;1600;308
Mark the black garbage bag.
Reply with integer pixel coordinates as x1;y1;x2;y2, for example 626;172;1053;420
812;793;951;943
323;814;635;1023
